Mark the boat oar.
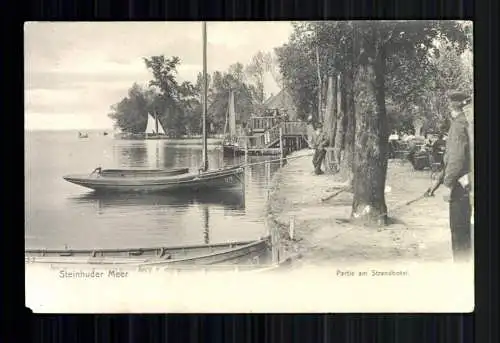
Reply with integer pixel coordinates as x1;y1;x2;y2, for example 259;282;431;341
320;186;351;202
402;193;427;207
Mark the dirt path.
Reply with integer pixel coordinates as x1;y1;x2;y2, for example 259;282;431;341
265;150;471;267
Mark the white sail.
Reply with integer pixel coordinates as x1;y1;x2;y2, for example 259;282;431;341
145;113;157;134
228;90;237;137
157;119;166;135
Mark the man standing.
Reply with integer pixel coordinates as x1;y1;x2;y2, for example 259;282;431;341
425;91;472;263
311;123;329;175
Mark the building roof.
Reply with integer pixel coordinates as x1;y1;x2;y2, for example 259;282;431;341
264;89;295;111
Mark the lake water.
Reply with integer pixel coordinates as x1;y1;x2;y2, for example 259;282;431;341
24;130;281;249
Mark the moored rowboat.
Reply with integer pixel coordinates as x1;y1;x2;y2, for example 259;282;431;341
97;168;190;177
25;236;271;267
63;165;244;193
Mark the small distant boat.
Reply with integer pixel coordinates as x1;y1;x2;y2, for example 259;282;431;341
103;132;108;136
78;132;89;139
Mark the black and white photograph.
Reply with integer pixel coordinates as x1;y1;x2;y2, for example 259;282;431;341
24;21;474;313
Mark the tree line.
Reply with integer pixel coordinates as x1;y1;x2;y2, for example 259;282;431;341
108;52;278;137
274;20;472;225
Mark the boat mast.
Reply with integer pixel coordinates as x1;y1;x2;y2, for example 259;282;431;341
201;21;209;172
154;111;159;135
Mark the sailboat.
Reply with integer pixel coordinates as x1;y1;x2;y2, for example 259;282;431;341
222;90;245;156
145;112;167;139
62;22;245;194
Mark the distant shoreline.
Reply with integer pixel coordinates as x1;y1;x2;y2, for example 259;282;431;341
25;129;114;132
25;129;223;137
25;130;224;144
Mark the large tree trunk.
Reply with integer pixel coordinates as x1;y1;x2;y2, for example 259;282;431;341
333;73;339;138
323;75;337;173
340;68;356;186
334;72;347;170
351;48;389;226
315;46;322;123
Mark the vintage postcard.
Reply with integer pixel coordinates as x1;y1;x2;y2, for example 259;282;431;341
24;21;474;313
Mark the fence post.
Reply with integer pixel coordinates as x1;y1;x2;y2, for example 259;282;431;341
289;216;295;240
279;127;284;168
244;138;248;165
270;224;280;264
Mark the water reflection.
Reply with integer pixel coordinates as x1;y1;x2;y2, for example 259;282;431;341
162;144;178;168
114;141;148;167
244;156;282;197
70;190;246;213
202;205;210;244
113;140;242;170
25;132;282;249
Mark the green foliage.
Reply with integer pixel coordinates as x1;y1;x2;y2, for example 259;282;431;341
143;55;197;135
276;20;471;135
109;55;259;136
109;55;205;136
108;83;154;134
143;55;182;98
245;51;273;105
275;43;318;119
108;21;472;140
208;65;256;131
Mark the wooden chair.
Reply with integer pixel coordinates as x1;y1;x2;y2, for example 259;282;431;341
393;141;411;165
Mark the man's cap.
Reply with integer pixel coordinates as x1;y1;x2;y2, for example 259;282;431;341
448;91;472;107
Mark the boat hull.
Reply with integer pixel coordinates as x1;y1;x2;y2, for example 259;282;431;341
223;144;245;156
63;166;245;193
99;168;190;178
25;237;271;267
145;135;169;140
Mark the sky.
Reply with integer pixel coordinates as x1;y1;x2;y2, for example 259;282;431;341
24;22;294;131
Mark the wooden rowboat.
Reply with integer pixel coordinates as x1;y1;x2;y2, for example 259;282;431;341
25;236;271;267
97;168;190;177
63;165;244;193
